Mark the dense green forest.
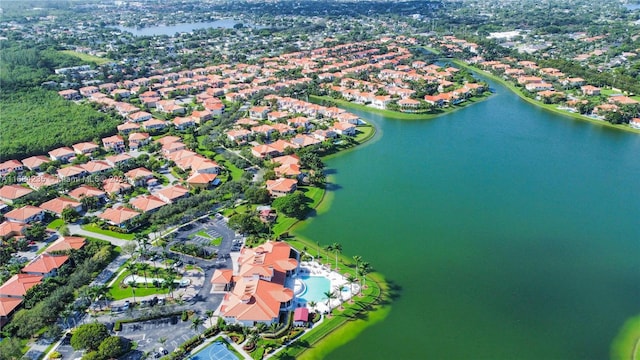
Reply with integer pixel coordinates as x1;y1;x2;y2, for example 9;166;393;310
0;89;119;160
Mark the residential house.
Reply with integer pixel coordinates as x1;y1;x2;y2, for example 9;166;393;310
630;118;640;130
172;116;197;130
128;111;153;123
58;89;80;100
290;135;320;148
130;194;166;213
0;221;28;240
102;179;133;196
124;167;155;187
26;174;60;191
331;122;357;136
72;142;99;155
46;236;86;253
98;206;140;228
0;160;23;177
68;185;107;202
251;144;280;159
266;178;298;197
105;153;133;167
80;160;113;175
21;156;50;171
57;165;88;180
155;185;189;204
48;147;75;163
293;307;309;327
4;205;45;223
142;118;168;132
102;135;126;152
22;254;69;278
226;129;252;143
39;197;82;217
0;185;33;204
186;173;220;189
581;85;601;96
128;132;151;150
117;122;141;135
0;273;43;298
249;106;270;120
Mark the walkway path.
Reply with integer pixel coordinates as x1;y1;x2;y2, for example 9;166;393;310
67;224;130;247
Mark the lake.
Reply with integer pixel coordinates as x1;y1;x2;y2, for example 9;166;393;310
297;79;640;359
114;19;242;37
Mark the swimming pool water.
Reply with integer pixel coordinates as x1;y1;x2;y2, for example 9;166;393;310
298;275;331;303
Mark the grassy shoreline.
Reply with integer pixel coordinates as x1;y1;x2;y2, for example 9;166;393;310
266;121;390;359
450;59;640;135
309;94;491;121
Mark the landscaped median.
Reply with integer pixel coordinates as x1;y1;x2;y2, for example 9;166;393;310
81;223;136;240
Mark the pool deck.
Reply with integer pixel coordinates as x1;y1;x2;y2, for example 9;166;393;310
294;261;360;314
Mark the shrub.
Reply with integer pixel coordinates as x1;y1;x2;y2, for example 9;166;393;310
49;351;62;359
181;311;188;322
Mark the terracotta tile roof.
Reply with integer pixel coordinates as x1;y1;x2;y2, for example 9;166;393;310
0;221;28;239
22;254;69;275
0;297;23;316
26;174;61;190
68;185;106;200
154;185;189;203
220;278;294;322
98;206;139;225
187;173;218;184
0;274;42;297
4;206;44;223
46;236;86;253
211;269;233;284
21;155;50;170
57;165;87;179
72;142;99;154
39;197;81;215
0;185;33;201
130;194;166;212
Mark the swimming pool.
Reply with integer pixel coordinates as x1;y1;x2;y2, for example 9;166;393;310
189;340;238;360
297;275;331;303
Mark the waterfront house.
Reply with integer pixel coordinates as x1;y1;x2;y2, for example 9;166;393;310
266;178;298;197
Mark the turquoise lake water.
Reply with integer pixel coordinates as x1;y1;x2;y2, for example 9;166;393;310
299;78;640;359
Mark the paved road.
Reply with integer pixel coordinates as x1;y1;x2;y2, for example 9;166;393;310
67;224;130;247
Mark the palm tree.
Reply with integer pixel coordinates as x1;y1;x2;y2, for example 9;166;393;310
345;274;357;302
323;290;337;314
151;267;161;286
135;233;151;259
158;337;167;347
138;262;150;288
191;316;204;332
352;255;362;283
164;274;177;299
268;322;279;334
205;310;215;328
131;282;138;304
308;300;317;312
330;242;342;270
323;245;332;265
358;262;372;293
91;285;109;310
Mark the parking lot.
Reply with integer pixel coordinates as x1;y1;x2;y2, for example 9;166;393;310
118;317;204;354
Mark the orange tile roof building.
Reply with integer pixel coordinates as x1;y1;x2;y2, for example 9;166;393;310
22;254;69;277
217;241;299;326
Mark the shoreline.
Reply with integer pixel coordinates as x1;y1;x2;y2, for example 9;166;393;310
310;93;492;121
449;59;640;135
269;117;391;359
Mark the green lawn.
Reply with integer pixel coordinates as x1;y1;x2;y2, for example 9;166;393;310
46;218;64;230
354;125;376;144
108;268;172;300
81;224;135;240
188;230;222;246
611;313;640;360
271;186;325;237
59;50;112;65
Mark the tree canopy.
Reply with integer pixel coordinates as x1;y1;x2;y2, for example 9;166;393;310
71;323;110;351
271;191;309;219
